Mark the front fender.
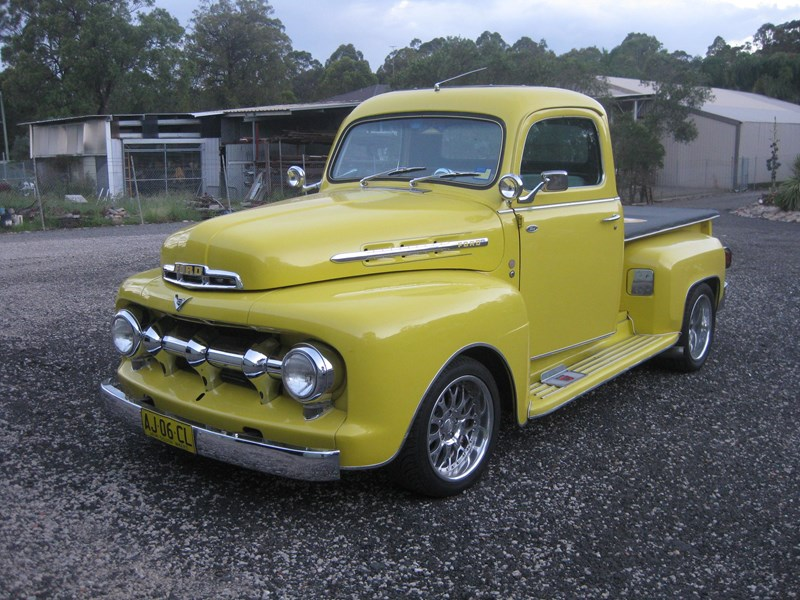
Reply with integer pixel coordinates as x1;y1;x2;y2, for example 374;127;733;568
247;271;530;467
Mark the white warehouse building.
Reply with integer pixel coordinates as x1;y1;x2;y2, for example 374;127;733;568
606;77;800;191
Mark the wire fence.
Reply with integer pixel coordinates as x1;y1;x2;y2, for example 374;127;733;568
0;156;267;231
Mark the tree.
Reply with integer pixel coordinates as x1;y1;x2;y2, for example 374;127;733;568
605;33;664;79
316;44;376;99
754;20;800;54
377;36;482;90
108;8;190;113
287;50;324;102
601;33;711;201
702;36;743;89
0;0;185;119
187;0;293;109
610;111;665;203
506;36;556;85
701;21;800;103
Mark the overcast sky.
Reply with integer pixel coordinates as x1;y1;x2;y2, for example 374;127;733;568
154;0;800;70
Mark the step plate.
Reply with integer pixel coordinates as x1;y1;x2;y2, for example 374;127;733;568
529;333;677;417
541;369;586;388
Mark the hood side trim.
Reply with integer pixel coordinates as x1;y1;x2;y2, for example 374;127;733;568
331;238;489;264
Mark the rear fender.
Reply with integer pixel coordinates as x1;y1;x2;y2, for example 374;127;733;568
622;231;725;334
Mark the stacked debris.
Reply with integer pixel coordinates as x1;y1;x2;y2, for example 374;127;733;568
1;207;23;226
189;194;228;219
242;171;269;207
104;206;128;224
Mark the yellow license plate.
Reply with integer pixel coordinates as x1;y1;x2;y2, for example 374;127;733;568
141;409;196;454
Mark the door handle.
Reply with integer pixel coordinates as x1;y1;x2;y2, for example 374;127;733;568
601;213;621;223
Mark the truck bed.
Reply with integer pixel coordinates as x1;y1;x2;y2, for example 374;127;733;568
623;206;719;242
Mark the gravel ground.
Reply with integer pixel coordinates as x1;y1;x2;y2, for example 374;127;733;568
0;192;798;599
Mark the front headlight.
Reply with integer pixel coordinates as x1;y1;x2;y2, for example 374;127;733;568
112;309;142;357
281;343;338;403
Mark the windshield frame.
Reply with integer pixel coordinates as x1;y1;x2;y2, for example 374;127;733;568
327;112;506;190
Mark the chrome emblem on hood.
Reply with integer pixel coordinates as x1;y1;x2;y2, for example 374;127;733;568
174;294;191;312
163;263;244;290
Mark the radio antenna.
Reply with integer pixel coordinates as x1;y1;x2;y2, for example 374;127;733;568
434;67;487;92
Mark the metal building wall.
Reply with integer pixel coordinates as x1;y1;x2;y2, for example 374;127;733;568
657;114;737;190
201;138;221;197
739;121;800;186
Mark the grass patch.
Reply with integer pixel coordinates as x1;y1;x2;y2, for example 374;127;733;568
0;192;216;232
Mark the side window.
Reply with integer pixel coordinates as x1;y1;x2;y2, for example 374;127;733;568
520;117;602;189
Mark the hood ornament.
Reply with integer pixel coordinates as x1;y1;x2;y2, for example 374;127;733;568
174;294;191;312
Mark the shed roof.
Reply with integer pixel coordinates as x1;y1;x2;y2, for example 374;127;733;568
604;76;800;125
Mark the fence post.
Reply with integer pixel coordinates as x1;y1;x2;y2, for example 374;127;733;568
130;156;144;225
32;156;46;231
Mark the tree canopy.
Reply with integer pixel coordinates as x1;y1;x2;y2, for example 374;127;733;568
0;2;797;160
0;0;185;117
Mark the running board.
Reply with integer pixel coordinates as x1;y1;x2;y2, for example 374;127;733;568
528;333;678;419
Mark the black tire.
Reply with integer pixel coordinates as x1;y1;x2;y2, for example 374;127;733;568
389;357;500;497
665;282;716;372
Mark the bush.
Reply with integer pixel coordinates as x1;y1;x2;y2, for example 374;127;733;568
773;155;800;212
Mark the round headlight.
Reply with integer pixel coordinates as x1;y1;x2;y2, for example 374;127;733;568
112;310;142;357
281;344;335;402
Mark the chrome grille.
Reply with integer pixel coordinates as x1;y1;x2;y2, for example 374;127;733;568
143;317;282;383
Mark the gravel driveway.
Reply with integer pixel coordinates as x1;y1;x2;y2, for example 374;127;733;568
0;192;797;599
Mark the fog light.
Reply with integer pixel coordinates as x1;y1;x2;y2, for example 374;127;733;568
112;310;142;357
281;344;336;403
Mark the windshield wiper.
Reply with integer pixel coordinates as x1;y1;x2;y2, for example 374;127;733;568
359;166;426;187
409;170;483;188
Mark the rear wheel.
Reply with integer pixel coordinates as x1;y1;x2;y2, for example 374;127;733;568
390;357;500;497
666;282;716;372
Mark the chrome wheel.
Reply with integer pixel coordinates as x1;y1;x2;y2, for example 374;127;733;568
390;357;500;496
687;293;713;361
664;282;716;372
426;374;494;482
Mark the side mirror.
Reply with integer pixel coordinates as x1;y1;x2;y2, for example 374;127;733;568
518;170;569;204
541;170;568;192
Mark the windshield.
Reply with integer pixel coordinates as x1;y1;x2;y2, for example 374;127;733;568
329;116;503;187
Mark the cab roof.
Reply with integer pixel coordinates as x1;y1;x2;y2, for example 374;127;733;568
344;86;606;125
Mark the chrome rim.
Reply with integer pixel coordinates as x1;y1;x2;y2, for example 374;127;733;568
427;374;494;482
688;294;713;360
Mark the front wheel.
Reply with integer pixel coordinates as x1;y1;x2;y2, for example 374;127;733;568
390;357;500;497
666;282;716;372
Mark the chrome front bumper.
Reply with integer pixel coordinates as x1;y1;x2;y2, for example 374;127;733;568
100;379;340;481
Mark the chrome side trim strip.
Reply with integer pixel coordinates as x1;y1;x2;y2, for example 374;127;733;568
331;237;489;263
624;214;719;242
100;380;340;481
530;330;616;362
498;196;620;215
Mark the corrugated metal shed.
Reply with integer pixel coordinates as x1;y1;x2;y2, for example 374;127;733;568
605;77;800;189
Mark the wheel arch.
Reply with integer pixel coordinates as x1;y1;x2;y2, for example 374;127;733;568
460;344;517;422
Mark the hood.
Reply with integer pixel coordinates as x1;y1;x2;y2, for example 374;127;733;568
161;188;505;292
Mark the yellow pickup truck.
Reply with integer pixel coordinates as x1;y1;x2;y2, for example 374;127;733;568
101;86;730;496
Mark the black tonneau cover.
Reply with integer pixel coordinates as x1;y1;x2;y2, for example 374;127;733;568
623;206;719;242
